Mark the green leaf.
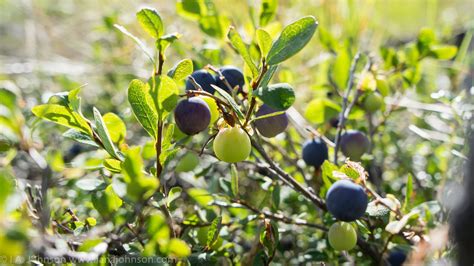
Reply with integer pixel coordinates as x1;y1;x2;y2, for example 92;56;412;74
304;98;341;124
404;43;419;66
256;28;272;58
0;170;14;212
318;27;337;52
154;76;179;116
0;115;19;136
259;0;277;27
122;147;159;201
355;220;371;235
103;158;122;173
176;0;203;20
272;184;280;210
402;65;422;86
429;45;458;59
176;153;199;172
147;214;169;239
32;104;92;135
167;186;182;207
168;58;194;82
227;27;259;77
68;88;82;113
259;65;278;90
121;147;144;184
330;49;350;89
91;185;122;216
211;85;245;119
47;91;69;106
93;108;121;160
85;217;97;227
417;27;436;54
376;78;390;97
206;216;222;248
167;238;191;258
159;124;178;166
158;33;182;53
76;178;104;191
187;188;214;208
114;24;154;63
403;174;413;212
128;79;158;139
0;87;17;111
267;16;318;65
136;8;164;39
199;15;230;39
78;238;102;252
255;83;295;111
103;113;126;144
230;164;239;198
321;161;338;190
339;164;359;180
63;129;99;147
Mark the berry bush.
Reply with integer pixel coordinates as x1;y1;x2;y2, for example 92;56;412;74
0;0;473;265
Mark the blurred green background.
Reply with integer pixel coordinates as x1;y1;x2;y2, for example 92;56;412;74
1;0;472;100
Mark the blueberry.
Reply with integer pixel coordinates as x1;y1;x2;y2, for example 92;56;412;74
302;138;328;168
216;66;244;92
64;143;83;162
174;97;211;135
186;69;217;94
340;130;369;161
326;180;368;221
254;104;289;138
387;249;407;266
329;117;339;128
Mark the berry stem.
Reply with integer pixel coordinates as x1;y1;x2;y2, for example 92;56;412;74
206;64;235;93
243;60;268;128
181;89;231;109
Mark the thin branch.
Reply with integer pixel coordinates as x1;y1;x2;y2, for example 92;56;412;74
243;60;268;128
206;64;235;93
250;138;327;210
333;52;362;164
182;88;232;109
155;121;163;180
125;223;145;248
156;52;164;76
232;199;328;231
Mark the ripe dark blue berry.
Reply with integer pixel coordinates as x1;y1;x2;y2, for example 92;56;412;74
216;66;244;92
387;249;407;266
326;180;368;221
174;97;211;135
329;117;339;128
254;104;289;138
302;138;328;168
340;130;369;161
185;69;217;94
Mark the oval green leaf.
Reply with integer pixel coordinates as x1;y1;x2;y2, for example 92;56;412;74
255;83;295;111
127;79;158;139
267;16;318;65
227;26;259;77
136;8;164;39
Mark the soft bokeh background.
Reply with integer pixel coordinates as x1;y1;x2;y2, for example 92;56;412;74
1;0;472;97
